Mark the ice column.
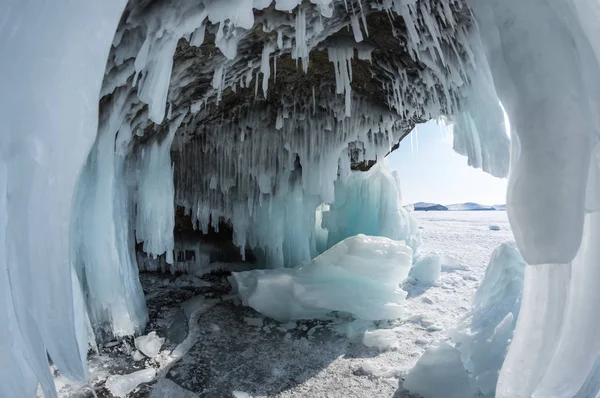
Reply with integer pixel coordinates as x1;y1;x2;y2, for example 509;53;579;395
135;116;184;265
468;1;600;397
0;0;127;396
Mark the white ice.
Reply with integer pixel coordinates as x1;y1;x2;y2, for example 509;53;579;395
362;329;397;352
135;331;165;359
409;254;442;285
105;368;156;398
467;1;600;396
0;1;127;397
231;234;412;322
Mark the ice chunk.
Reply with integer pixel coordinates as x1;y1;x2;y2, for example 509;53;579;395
403;342;478;398
231;234;412;321
105;368;156;397
232;391;252;398
134;332;165;358
132;350;145;362
362;329;397;351
409;254;441;285
489;225;501;231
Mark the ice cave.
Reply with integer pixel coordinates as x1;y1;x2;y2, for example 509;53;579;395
1;0;600;397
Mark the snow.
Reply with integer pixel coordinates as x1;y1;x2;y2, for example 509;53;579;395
135;332;165;359
362;329;397;352
409;254;442;285
105;368;156;397
231;234;413;322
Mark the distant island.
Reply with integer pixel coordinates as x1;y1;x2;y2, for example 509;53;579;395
412;202;506;211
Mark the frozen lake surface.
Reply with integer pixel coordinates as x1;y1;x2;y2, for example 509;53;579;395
56;211;515;398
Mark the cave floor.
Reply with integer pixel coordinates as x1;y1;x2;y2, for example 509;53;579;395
54;211;512;398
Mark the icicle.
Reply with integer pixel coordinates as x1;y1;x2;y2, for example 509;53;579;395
261;43;275;97
292;6;309;72
350;15;363;43
190;24;206;47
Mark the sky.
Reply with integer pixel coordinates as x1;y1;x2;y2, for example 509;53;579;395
387;120;508;206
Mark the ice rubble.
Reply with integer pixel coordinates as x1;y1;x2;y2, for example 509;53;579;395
404;241;525;398
230;234;412;322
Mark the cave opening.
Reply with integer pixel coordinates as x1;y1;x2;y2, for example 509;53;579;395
4;0;600;397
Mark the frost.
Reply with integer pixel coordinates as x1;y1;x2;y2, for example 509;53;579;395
231;234;412;322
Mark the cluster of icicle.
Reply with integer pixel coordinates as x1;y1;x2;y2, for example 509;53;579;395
94;0;506;334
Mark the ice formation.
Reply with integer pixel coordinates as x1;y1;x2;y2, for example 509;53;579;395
230;234;412;321
6;0;599;396
322;161;421;252
0;1;127;397
105;368;156;397
467;1;600;397
409;253;442;285
134;331;165;359
404;241;525;398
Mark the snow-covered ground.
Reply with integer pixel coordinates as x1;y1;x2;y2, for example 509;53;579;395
55;211;513;398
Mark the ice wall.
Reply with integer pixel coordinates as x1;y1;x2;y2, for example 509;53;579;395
0;0;127;396
322;160;421;252
467;1;600;396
